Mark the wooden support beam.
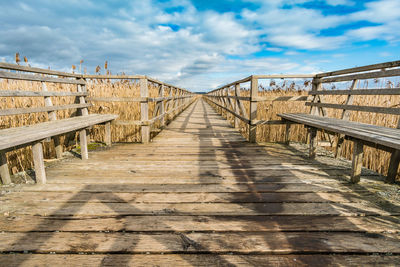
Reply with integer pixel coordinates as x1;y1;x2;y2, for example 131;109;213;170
234;84;240;128
105;122;112;147
0;151;11;185
351;140;364;183
335;79;358;158
386;150;400;183
79;129;88;160
308;128;317;159
285;123;291;145
42;82;63;159
160;85;165;126
32;142;46;184
140;78;150;144
249;76;258;143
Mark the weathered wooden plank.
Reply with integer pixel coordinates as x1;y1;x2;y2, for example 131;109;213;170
1;254;399;267
0;215;398;232
310;88;400;95
0;192;374;204
0;90;87;97
4;202;395;216
0;232;398;253
12;182;372;193
316;60;400;78
305;102;400;115
0;70;85;84
320;68;400;83
0;62;79;77
0;103;91;116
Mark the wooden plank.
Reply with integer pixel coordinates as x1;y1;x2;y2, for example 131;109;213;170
0;151;11;185
316;60;400;78
0;103;91;116
310;88;400;95
0;70;85;84
320;68;400;83
0;62;80;77
0;232;398;253
3;202;396;217
87;97;144;102
0;90;87;97
32;142;46;184
14;183;370;193
306;102;400;115
0;254;399;267
0;191;375;204
0;215;398;232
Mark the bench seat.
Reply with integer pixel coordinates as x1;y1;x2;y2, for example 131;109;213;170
0;114;118;150
278;113;400;151
0;114;118;185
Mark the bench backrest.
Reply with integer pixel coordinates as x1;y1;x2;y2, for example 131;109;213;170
0;63;90;127
305;61;400;120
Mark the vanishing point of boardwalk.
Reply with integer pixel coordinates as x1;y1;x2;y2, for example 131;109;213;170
0;99;399;266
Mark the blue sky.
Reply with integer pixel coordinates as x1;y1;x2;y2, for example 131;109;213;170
0;0;399;91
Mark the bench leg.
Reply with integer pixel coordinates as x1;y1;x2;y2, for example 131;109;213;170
351;140;363;183
80;129;88;160
335;134;345;158
308;128;317;159
284;122;291;145
105;122;112;147
0;151;11;185
54;137;63;159
32;142;46;184
386;150;400;183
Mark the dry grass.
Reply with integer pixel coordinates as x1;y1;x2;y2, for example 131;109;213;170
209;78;400;180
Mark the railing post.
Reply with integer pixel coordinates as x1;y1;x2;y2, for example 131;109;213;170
249;76;258;143
234;83;240;128
160;84;165;127
140;78;150;144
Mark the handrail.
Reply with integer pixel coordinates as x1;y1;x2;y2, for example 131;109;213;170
0;62;197;144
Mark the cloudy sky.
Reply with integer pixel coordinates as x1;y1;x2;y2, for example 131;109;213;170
0;0;399;91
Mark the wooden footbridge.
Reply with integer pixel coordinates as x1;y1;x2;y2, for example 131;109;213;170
1;62;400;266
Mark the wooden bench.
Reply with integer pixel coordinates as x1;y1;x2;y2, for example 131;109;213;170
0;64;118;184
278;61;400;184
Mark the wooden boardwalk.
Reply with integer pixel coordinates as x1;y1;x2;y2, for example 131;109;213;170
1;99;400;266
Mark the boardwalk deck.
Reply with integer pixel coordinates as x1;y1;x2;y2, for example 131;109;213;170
1;99;400;266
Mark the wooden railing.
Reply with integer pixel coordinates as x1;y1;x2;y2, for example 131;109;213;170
0;63;196;144
204;74;315;142
84;75;196;143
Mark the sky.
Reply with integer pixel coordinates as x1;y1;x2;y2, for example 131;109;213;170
0;0;399;91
